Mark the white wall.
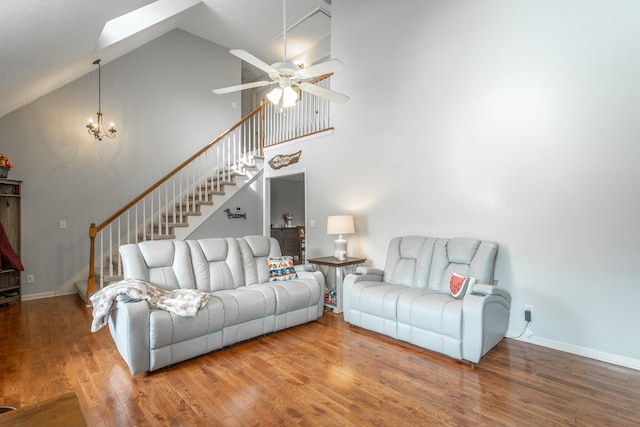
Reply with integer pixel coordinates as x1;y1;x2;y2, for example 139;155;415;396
187;176;263;239
294;0;640;365
0;29;241;297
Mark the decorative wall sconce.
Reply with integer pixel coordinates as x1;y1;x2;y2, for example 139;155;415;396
86;59;116;141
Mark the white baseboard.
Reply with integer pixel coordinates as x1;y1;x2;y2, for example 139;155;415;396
21;289;79;301
21;291;55;301
507;329;640;371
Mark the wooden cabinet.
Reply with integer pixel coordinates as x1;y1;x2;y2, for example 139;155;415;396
0;179;21;305
271;226;305;264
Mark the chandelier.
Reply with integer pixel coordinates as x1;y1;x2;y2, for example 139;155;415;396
86;59;116;140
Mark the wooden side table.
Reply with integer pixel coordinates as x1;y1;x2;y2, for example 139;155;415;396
308;256;366;314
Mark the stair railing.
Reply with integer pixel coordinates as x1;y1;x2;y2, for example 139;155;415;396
86;74;334;297
264;74;334;147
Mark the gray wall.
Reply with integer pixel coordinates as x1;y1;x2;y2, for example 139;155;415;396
187;175;263;239
0;29;241;296
266;0;640;367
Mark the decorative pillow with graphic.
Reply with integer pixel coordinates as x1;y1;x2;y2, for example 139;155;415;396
449;273;476;299
268;256;298;281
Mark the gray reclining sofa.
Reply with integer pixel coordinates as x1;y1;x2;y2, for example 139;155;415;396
108;235;324;374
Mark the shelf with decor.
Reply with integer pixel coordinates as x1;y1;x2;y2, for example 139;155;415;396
271;226;305;264
0;178;22;306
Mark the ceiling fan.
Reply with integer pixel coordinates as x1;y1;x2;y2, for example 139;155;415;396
212;0;349;107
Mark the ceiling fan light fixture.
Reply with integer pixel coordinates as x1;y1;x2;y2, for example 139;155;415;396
282;86;298;108
210;0;348;105
267;87;283;105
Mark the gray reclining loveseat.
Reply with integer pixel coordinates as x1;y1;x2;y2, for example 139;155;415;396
343;236;511;364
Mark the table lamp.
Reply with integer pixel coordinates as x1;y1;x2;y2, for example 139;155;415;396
327;215;355;260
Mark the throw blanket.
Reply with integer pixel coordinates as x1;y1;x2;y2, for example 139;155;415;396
90;279;210;332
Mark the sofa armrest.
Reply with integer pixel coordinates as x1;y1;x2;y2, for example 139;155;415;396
107;299;150;375
355;266;383;277
470;283;512;303
343;270;384;322
296;270;325;288
294;263;315;273
462;289;511;363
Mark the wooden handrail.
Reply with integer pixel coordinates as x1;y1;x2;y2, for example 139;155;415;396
92;104;264;234
309;73;332;84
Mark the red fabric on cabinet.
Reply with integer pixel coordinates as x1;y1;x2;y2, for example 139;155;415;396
0;222;24;271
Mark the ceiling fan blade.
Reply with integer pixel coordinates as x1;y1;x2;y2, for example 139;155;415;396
299;82;349;104
298;59;345;79
212;80;272;95
229;49;277;76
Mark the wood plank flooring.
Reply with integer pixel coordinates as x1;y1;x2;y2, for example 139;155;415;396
1;296;639;426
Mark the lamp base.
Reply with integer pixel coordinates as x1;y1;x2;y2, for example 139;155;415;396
334;236;347;261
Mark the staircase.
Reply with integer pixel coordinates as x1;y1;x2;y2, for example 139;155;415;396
75;157;263;303
77;75;336;304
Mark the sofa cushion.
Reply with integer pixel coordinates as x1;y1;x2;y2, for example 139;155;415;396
120;240;196;291
447;239;481;264
353;283;406;321
237;236;282;285
263;279;321;314
382;236;436;288
397;293;463;339
187;238;244;292
149;297;225;349
268;256;297;281
427;238;482;293
214;286;277;326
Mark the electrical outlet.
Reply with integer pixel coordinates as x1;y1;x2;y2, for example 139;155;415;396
59;219;67;229
26;274;35;284
524;304;533;322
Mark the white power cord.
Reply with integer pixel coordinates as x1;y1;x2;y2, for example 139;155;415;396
508;321;535;339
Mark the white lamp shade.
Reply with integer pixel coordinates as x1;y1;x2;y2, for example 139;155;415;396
327;215;355;260
266;87;283;104
282;86;298;107
327;215;355;235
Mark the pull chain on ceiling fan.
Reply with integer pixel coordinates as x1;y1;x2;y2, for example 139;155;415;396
212;0;349;106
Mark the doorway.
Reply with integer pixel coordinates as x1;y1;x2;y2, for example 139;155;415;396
265;171;307;263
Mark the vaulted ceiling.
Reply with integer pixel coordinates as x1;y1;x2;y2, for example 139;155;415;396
0;0;332;118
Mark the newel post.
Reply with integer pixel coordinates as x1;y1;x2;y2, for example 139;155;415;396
87;223;97;300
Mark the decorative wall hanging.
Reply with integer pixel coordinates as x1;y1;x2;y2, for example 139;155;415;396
224;208;247;219
269;150;302;169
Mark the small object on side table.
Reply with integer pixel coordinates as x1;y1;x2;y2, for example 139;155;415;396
308;256;366;314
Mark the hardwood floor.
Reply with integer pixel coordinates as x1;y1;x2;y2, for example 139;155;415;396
1;296;639;426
